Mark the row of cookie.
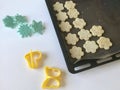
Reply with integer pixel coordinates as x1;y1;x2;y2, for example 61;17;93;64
59;18;86;32
63;24;105;41
67;33;112;58
65;25;111;45
69;36;112;60
53;1;77;12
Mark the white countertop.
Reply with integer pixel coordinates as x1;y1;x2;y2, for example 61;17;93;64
0;0;120;90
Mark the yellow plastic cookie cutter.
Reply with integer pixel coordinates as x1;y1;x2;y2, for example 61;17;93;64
41;66;62;89
45;66;62;77
24;50;42;69
42;77;60;89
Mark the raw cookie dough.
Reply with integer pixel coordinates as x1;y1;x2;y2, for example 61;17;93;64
53;2;64;12
65;33;79;45
59;21;72;32
97;36;112;50
90;25;104;37
83;41;98;53
70;46;84;60
56;11;68;21
64;1;76;10
67;8;80;18
73;18;86;29
78;29;92;40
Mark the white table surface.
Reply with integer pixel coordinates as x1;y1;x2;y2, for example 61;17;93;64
0;0;120;90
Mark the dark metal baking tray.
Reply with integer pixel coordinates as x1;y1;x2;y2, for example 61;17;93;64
45;0;120;73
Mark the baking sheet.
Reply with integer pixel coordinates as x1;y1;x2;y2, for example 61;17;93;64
45;0;120;73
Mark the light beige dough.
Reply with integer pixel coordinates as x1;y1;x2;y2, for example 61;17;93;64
73;18;86;29
70;46;84;60
59;21;72;32
67;8;79;18
97;36;112;50
64;0;76;10
53;2;64;12
90;25;104;37
78;29;92;40
65;33;79;45
83;41;99;53
56;11;68;21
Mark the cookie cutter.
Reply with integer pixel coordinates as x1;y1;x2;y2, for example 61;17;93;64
42;66;62;89
24;50;42;69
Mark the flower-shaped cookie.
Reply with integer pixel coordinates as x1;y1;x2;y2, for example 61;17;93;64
65;33;79;45
64;1;76;10
73;18;86;29
78;29;92;40
70;46;84;60
56;11;68;21
59;21;72;32
90;25;104;37
53;2;64;12
97;37;112;50
83;41;98;53
67;8;79;18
